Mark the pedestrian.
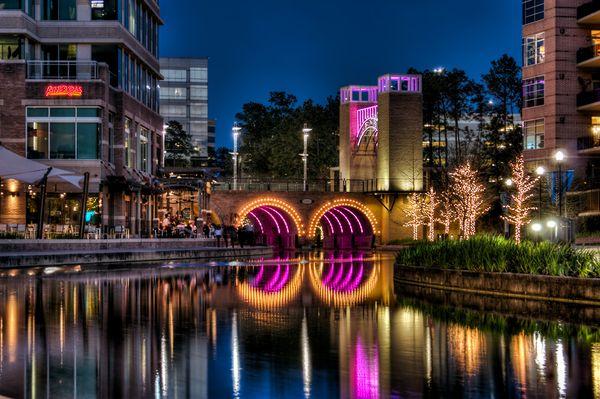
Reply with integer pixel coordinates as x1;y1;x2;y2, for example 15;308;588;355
215;225;222;247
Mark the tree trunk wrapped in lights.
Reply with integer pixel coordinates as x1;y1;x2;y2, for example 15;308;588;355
437;188;455;236
501;155;539;244
423;187;438;241
403;192;425;240
450;162;489;238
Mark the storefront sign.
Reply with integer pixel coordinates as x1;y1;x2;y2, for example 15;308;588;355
44;84;83;98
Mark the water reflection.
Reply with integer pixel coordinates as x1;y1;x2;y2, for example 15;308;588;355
0;253;596;398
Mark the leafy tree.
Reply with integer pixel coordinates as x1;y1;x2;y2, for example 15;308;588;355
235;92;339;179
213;146;233;176
164;120;194;167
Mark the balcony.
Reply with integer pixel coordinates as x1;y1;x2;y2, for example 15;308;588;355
578;1;600;24
577;89;600;111
577;44;600;67
26;61;99;80
578;135;600;153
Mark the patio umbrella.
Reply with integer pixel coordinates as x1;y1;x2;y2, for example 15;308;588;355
0;145;82;187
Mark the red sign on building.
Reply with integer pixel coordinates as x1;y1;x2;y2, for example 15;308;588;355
44;84;83;97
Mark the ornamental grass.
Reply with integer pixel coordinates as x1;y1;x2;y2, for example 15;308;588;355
395;235;600;278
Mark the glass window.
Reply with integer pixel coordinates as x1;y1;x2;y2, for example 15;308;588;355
128;0;136;36
139;128;149;171
27;108;48;117
77;108;101;118
50;123;76;159
27;122;49;159
524;119;544;150
523;76;544;108
190;121;207;136
190;86;207;100
523;33;545;66
108;112;115;164
77;123;100;159
50;107;76;117
0;0;22;10
161;105;187;117
124;118;132;168
190;104;207;117
91;0;117;20
42;0;76;20
0;36;23;60
160;87;187;100
523;0;544;25
190;67;207;82
162;69;187;82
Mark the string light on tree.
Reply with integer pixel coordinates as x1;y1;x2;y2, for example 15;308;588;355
501;155;539;244
423;187;438;242
437;188;455;236
403;192;425;240
450;162;489;238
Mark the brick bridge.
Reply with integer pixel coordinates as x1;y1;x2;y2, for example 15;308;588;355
208;187;411;249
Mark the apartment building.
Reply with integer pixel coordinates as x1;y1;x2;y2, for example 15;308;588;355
0;0;164;237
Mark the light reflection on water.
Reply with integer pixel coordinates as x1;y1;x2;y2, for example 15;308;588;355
0;253;596;398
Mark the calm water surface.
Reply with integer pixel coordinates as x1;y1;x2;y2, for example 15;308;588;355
0;252;597;398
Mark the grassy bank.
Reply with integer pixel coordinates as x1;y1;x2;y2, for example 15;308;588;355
395;235;600;278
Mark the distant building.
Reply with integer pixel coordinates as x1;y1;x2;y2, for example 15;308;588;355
159;57;209;164
521;0;600;217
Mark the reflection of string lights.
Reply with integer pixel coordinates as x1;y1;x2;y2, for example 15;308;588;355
353;336;379;398
447;324;484;377
237;198;304;235
592;343;600;399
237;266;304;308
308;199;379;238
308;262;379;307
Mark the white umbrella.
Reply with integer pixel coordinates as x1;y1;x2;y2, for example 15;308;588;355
0;146;82;187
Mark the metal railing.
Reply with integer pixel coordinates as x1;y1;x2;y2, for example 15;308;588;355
211;178;422;193
577;1;600;20
27;60;99;80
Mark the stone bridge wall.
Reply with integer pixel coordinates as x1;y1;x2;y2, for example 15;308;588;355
208;190;415;244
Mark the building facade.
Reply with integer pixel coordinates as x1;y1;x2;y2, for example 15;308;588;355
0;0;164;237
159;57;210;164
521;0;600;217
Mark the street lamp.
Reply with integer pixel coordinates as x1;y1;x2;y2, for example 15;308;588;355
531;222;542;232
300;123;311;192
535;166;545;222
554;151;565;218
505;178;513;187
232;123;241;191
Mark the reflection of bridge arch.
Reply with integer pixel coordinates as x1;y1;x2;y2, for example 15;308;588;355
236;264;304;309
237;198;304;249
308;199;379;249
308;260;380;307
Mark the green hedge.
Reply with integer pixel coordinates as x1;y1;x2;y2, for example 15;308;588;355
395;235;600;278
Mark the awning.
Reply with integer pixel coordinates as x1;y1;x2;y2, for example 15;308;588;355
0;146;82;188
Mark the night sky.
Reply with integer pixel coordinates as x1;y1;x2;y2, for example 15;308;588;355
159;0;522;148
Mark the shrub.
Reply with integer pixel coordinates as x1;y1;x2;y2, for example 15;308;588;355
395;235;600;278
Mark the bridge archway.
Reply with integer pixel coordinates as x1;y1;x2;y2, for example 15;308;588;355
308;199;379;249
237;198;304;249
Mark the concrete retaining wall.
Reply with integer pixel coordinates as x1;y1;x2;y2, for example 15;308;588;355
0;239;273;268
395;265;600;306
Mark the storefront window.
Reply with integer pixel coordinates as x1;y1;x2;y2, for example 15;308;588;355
26;107;102;160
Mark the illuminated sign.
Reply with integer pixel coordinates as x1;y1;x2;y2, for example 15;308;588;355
91;0;104;8
44;84;83;98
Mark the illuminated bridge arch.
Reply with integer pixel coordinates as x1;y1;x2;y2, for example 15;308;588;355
308;199;379;249
237;198;304;249
355;105;378;154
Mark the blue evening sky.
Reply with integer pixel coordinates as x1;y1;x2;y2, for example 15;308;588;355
159;0;522;148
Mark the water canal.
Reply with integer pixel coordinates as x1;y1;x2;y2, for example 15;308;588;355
0;252;597;398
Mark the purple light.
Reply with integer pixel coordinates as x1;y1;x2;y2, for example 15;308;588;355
321;213;336;234
353;336;379;398
337;264;354;291
326;210;344;234
346;263;364;292
322;263;337;285
268;265;290;292
265;206;290;234
265;265;282;291
248;211;264;233
329;263;345;289
340;207;365;234
332;208;354;234
253;266;266;287
258;207;281;234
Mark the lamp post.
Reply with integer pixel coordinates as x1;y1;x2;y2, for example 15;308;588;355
535;166;545;222
301;123;311;191
232;123;241;191
554;151;565;218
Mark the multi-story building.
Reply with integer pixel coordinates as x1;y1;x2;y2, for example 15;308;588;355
159;57;210;165
0;0;164;237
521;0;600;218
